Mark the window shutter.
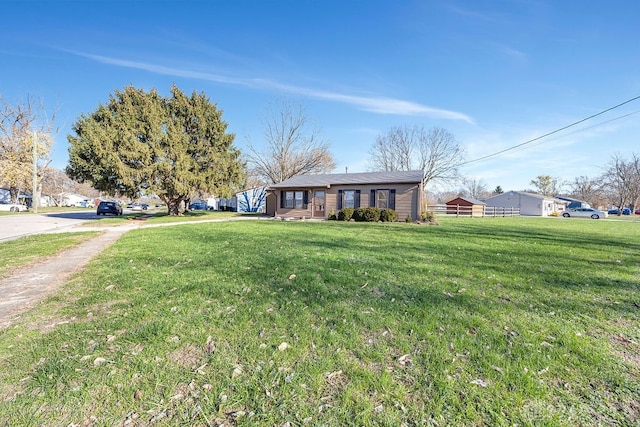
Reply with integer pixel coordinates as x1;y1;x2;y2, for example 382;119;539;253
337;190;343;210
389;189;396;210
280;191;285;209
355;190;361;209
370;190;376;207
303;191;309;209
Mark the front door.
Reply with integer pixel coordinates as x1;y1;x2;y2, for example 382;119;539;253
313;190;325;218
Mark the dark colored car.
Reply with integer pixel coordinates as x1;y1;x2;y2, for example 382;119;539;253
608;208;631;215
97;201;123;216
188;201;210;210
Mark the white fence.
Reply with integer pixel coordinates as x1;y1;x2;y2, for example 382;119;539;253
427;204;521;217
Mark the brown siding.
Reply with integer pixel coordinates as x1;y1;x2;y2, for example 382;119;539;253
271;182;423;220
327;183;421;220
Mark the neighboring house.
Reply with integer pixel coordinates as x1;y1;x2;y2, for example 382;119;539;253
61;193;91;207
1;188;31;205
217;196;237;211
555;196;591;209
445;197;486;216
236;187;267;213
484;191;568;216
267;170;424;220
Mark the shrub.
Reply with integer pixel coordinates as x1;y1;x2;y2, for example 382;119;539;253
328;208;336;220
405;214;413;223
420;211;439;225
353;207;381;222
379;208;398;222
337;207;354;221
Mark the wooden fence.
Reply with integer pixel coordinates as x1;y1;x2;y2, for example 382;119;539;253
426;205;521;217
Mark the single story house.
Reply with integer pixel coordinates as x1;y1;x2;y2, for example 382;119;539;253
483;191;568;216
267;170;424;220
445;197;486;216
61;193;92;207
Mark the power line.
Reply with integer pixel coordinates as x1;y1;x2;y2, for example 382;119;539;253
461;95;640;166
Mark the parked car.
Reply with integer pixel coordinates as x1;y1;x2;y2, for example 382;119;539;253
0;200;29;212
126;202;149;211
562;208;608;219
607;208;631;215
96;201;123;216
635;209;640;215
188;201;209;210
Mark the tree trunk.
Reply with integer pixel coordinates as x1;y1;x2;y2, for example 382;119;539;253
162;196;184;216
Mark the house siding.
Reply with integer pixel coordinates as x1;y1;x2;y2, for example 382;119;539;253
273;182;422;220
484;192;565;216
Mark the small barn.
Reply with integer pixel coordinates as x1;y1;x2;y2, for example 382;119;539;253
445;197;486;216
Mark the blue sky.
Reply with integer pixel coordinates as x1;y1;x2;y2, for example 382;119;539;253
3;0;640;192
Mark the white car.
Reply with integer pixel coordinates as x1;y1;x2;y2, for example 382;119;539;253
0;200;29;212
562;208;608;219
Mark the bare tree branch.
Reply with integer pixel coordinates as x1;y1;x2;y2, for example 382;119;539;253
246;98;335;184
368;125;465;189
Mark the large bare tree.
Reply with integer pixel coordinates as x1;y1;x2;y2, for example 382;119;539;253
569;175;606;207
245;98;335;184
0;95;56;204
368;125;465;189
601;153;640;212
460;177;489;199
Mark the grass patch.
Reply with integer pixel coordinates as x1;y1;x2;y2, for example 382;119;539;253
0;232;100;278
0;218;638;425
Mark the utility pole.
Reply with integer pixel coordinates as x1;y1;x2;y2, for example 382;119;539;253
32;131;38;213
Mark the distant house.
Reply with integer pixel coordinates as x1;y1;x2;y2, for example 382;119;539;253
555;196;590;209
1;188;32;205
267;170;424;220
445;197;486;216
61;193;91;207
484;191;568;216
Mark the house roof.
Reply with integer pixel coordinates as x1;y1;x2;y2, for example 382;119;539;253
484;191;568;203
268;170;424;189
446;197;486;205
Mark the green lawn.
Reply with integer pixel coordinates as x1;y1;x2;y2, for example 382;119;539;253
0;232;100;278
0;218;638;426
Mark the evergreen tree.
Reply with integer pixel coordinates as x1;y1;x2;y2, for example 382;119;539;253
66;85;243;215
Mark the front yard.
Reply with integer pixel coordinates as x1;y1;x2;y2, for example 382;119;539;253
0;217;638;425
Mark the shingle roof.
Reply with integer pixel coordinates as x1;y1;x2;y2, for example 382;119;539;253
268;170;424;189
483;191;568;203
447;197;486;205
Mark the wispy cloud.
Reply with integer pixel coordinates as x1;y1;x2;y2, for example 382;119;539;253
68;50;474;123
495;44;528;63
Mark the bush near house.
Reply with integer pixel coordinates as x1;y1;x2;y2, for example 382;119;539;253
337;207;354;221
353;207;381;222
420;210;439;225
379;208;398;222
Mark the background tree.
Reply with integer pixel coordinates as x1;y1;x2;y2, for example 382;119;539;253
368;125;465;189
460;177;489;199
0;95;55;204
66;85;243;215
493;185;504;195
601;153;640;212
569;175;607;207
245;98;335;184
529;175;563;196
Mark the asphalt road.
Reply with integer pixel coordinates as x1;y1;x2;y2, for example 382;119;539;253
0;210;104;242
